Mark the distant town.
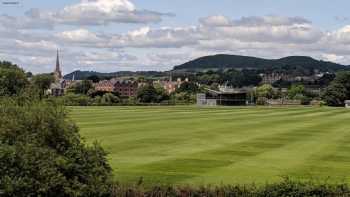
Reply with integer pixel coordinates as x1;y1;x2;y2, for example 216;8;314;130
45;50;349;108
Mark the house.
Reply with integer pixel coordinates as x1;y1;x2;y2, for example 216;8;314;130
49;81;64;97
345;100;350;108
114;80;138;97
154;77;188;94
94;80;115;92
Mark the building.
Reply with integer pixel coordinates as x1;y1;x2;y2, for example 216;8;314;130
197;87;250;106
53;49;62;81
49;50;64;96
154;77;188;94
260;73;294;84
114;80;138;97
346;100;350;108
94;80;115;92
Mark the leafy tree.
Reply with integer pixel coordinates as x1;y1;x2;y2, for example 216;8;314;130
70;80;94;95
288;85;305;99
0;98;114;196
31;73;55;99
137;84;160;103
322;71;350;106
256;84;274;99
174;92;196;104
0;62;28;96
26;72;33;78
100;93;120;105
176;81;199;94
322;83;348;106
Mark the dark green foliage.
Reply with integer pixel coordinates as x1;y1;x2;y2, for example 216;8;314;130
89;90;120;98
87;75;101;83
173;92;196;104
316;73;336;87
0;61;28;96
64;70;165;81
196;69;262;88
112;178;350;197
137;84;168;103
68;80;94;95
322;83;348;106
288;85;305;99
174;54;348;74
176;82;199;94
62;94;93;106
0;98;114;196
100;93;121;105
31;73;55;98
322;71;350;106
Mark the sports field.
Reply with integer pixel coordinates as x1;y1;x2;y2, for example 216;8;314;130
70;106;350;185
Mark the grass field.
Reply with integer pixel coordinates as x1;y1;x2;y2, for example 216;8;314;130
70;106;350;186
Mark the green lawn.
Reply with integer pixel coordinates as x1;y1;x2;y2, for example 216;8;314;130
70;106;350;185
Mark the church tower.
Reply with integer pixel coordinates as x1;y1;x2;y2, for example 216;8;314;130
54;49;62;81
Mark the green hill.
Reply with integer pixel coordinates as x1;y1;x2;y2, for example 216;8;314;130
173;54;348;73
64;70;165;80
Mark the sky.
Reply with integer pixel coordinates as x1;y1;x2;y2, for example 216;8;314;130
0;0;350;74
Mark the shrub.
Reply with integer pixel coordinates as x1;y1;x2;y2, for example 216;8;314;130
62;94;93;106
111;178;350;197
100;93;121;105
0;98;114;196
256;97;267;105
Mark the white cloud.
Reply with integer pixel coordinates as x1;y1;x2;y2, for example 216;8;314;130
55;0;172;26
2;12;350;73
199;15;231;27
108;26;199;48
55;29;105;43
199;16;323;44
0;0;173;30
329;25;350;44
322;53;345;62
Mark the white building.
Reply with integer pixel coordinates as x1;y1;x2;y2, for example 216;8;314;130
345;100;350;108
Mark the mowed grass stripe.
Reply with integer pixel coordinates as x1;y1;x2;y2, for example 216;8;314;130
78;108;339;163
70;106;350;185
187;111;350;185
74;107;323;138
125;110;349;184
78;107;333;145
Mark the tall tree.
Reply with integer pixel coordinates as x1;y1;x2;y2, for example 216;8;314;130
137;84;159;103
32;73;55;98
322;71;350;106
256;84;274;99
0;61;28;96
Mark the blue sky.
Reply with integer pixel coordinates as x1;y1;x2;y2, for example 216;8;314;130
0;0;350;74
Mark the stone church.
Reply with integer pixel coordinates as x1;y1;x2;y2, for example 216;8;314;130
49;50;65;96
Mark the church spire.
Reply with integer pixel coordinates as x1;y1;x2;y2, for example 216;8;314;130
54;49;62;80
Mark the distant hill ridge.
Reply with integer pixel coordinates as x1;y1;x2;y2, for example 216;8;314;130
64;70;165;80
173;54;348;72
64;54;349;79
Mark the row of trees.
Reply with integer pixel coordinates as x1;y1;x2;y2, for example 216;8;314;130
254;84;315;105
58;80;200;106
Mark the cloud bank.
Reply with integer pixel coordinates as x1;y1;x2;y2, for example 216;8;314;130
0;1;350;73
